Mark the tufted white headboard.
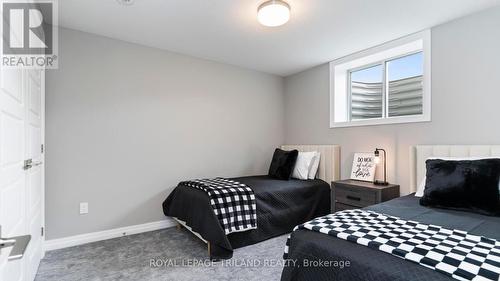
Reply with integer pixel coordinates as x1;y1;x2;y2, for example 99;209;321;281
281;145;341;186
409;145;500;193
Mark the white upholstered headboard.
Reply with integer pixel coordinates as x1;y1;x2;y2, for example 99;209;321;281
281;145;341;186
409;145;500;193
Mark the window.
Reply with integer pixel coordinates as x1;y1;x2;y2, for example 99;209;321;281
349;64;384;120
330;30;431;128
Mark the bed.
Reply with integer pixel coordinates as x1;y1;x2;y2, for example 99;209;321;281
162;145;340;260
281;145;500;281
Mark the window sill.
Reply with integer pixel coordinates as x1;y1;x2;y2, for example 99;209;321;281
330;115;431;128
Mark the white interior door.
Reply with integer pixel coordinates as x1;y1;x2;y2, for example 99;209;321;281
24;69;44;281
0;66;45;281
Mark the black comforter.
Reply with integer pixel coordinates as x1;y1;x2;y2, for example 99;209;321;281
162;175;330;260
281;195;500;281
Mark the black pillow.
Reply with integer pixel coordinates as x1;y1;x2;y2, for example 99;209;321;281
420;159;500;216
268;148;299;180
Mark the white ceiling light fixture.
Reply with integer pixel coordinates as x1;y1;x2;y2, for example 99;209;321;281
116;0;134;6
257;0;291;27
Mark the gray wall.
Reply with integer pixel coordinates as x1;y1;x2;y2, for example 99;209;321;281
284;7;500;195
46;28;284;239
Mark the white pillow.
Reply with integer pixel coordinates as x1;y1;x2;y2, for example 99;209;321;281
415;156;500;197
414;179;426;197
308;152;321;179
292;152;316;180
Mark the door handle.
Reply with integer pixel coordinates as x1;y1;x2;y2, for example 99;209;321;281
0;226;31;261
23;159;43;170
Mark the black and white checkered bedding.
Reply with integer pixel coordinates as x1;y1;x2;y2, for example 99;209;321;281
180;178;257;235
284;209;500;281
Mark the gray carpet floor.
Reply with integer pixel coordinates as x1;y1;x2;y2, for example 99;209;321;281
35;227;288;281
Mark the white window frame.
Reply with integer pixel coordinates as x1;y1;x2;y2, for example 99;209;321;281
330;30;431;128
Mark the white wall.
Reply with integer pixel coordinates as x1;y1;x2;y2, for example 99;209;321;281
45;28;284;239
284;7;500;195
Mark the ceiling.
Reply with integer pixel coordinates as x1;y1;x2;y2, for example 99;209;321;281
58;0;500;76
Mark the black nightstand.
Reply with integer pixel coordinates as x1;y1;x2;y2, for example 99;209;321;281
331;180;400;212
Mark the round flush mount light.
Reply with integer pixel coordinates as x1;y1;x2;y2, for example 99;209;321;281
116;0;134;6
257;0;291;27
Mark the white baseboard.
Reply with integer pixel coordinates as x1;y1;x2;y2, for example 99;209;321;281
43;219;176;252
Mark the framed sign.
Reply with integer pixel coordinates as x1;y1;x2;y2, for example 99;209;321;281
350;153;376;182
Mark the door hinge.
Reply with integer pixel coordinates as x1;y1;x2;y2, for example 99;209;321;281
41;227;44;237
41;144;44;154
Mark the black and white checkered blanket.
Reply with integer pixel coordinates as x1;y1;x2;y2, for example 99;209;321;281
284;209;500;281
180;178;257;235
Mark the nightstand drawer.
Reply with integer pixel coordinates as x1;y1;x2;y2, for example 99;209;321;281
335;185;376;207
331;180;400;213
335;202;358;212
